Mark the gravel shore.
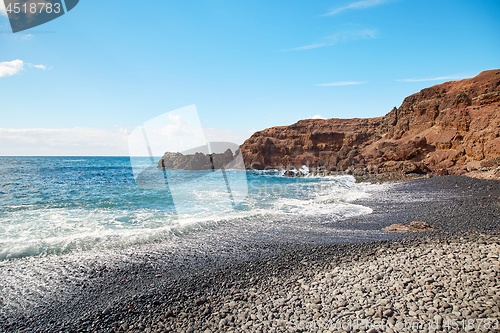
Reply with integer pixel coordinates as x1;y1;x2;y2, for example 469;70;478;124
69;231;500;333
1;176;499;333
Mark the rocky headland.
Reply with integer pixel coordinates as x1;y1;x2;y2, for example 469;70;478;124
240;70;500;180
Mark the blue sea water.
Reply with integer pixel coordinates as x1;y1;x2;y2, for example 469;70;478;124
0;156;386;260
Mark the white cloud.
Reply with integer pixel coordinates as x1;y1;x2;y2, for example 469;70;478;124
315;81;367;87
114;125;129;135
0;60;48;77
311;115;327;120
167;112;191;126
0;60;24;77
0;1;6;16
397;73;478;83
325;0;388;15
286;29;377;51
0;127;130;156
22;34;34;40
0;108;253;157
168;113;182;124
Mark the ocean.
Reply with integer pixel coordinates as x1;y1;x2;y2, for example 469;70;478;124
0;156;388;261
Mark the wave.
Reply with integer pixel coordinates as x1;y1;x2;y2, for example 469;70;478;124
0;165;388;260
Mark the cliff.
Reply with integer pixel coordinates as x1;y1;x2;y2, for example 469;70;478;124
240;69;500;179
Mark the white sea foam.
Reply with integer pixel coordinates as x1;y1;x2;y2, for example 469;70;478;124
0;163;396;319
271;175;385;219
0;169;387;260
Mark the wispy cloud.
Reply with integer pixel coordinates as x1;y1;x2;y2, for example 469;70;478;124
397;73;478;83
285;29;377;51
22;34;34;40
0;60;24;77
315;81;367;87
325;0;388;16
290;44;326;51
31;64;46;70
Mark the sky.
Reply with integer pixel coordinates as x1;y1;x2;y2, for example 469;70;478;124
0;0;499;156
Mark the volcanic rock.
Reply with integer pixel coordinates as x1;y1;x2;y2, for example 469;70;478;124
158;149;236;171
383;221;434;232
240;70;500;179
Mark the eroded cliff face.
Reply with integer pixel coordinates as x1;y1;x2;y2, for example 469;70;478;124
240;69;500;179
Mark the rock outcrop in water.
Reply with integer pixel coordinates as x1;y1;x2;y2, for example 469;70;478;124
240;70;500;179
158;149;236;170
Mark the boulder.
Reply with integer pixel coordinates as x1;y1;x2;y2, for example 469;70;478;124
409;221;433;230
383;221;434;232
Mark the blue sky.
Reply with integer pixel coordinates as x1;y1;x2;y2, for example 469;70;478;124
0;0;499;155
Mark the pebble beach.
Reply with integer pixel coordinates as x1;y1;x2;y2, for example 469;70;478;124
72;231;499;333
1;175;499;333
196;231;500;333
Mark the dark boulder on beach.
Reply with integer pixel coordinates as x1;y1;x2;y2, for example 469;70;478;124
240;69;500;179
383;221;435;232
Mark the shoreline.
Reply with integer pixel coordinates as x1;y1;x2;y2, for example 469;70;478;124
248;164;499;184
25;231;499;333
1;175;499;332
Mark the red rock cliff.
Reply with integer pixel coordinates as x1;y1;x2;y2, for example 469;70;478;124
240;69;500;179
